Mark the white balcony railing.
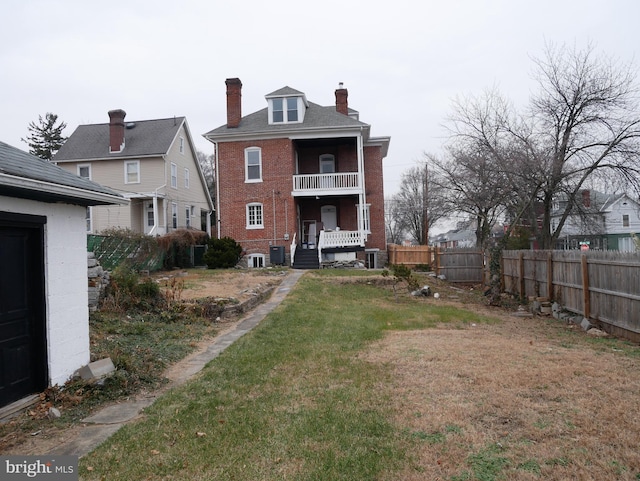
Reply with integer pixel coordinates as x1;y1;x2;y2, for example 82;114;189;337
293;172;360;194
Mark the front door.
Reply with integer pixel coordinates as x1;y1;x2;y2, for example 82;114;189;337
321;205;337;230
0;213;47;407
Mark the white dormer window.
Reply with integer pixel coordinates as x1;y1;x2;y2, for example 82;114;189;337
269;97;302;124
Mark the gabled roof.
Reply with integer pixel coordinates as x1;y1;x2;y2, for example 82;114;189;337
204;100;370;139
54;116;186;161
0;141;126;206
266;86;305;98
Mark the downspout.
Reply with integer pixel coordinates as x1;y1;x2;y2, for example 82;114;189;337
272;189;277;243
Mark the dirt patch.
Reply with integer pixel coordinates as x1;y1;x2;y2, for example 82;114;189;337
366;313;640;480
154;269;286;302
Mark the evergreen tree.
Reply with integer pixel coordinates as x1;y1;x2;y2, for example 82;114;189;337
22;113;67;161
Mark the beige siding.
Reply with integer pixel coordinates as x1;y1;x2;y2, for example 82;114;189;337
158;124;212;231
57;123;212;234
90;204;132;234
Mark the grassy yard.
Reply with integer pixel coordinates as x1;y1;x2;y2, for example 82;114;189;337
78;270;640;480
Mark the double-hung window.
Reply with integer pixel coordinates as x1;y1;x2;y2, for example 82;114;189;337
246;203;264;229
171;203;178;228
124;160;140;184
184;168;190;188
357;203;371;233
171;162;178;188
271;97;299;123
245;147;262;182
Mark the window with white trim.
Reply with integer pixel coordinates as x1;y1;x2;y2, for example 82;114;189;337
124;160;140;184
246;203;264;229
179;136;185;154
270;97;300;124
172;202;178;228
245;147;262;182
248;254;265;268
320;154;335;173
623;214;630;227
171;162;178;188
86;207;92;232
78;164;91;179
357;203;371;233
184;168;190;188
147;202;154;227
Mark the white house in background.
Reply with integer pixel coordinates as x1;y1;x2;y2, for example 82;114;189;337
0;141;126;410
552;190;640;251
54;110;214;236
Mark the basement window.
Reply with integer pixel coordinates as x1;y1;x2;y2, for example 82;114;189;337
248;254;265;268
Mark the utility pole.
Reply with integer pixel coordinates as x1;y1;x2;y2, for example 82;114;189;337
423;161;429;245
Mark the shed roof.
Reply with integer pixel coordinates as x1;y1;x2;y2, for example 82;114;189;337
0;141;126;206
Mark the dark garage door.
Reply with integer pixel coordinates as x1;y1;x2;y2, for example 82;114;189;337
0;212;47;407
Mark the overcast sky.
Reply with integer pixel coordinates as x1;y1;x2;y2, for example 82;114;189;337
2;0;639;206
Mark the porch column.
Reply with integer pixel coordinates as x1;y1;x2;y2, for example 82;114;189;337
357;131;367;245
153;195;159;234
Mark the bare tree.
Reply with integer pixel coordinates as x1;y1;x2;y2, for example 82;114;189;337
389;163;448;245
384;197;406;245
442;44;640;249
528;43;640;248
428;147;511;248
196;149;216;201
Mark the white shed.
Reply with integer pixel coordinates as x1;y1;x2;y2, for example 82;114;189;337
0;141;127;409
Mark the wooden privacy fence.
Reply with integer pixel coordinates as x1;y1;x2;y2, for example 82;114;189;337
387;244;485;283
502;250;640;341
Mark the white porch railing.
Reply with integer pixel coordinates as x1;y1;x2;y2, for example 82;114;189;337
322;230;365;247
293;172;360;193
317;229;365;264
290;232;297;266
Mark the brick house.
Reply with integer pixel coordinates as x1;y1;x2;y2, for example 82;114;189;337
204;79;390;268
54;110;214;236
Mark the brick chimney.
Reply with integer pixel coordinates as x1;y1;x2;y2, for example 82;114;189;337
582;189;591;208
108;109;126;153
226;78;242;128
335;82;348;115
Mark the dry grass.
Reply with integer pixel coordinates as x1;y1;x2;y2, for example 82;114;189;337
365;312;640;480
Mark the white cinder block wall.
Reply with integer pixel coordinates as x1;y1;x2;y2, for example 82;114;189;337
2;196;90;386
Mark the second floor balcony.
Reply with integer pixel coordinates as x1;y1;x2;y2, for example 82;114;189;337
292;172;361;197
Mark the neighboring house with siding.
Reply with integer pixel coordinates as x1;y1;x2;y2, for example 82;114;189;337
204;79;389;269
0;141;126;409
54;110;214;236
552;190;640;251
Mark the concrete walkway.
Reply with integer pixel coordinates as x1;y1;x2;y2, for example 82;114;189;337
48;269;306;457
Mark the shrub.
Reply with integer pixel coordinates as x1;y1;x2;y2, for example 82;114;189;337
158;229;209;269
102;264;162;311
203;237;243;269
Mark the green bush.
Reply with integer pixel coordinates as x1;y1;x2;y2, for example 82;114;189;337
203;237;243;269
